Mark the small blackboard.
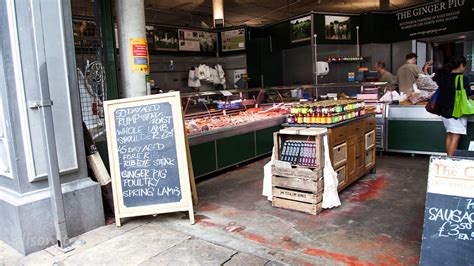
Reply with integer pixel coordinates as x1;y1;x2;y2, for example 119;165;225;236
105;92;194;226
420;156;474;266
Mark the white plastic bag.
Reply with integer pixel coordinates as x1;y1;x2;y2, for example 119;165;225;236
188;70;201;88
416;74;438;91
379;91;401;102
262;146;277;201
322;135;341;209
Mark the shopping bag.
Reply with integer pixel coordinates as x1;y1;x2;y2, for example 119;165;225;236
322;134;341;209
425;88;441;115
452;75;474;118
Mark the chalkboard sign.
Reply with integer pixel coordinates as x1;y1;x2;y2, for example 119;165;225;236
420;156;474;266
104;92;194;226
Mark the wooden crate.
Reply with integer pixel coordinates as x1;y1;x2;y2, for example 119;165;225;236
272;163;322;180
273;128;325;170
272;175;323;192
272;187;323;203
272;197;323;215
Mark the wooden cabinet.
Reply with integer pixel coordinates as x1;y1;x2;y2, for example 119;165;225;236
346;136;357;179
328;115;376;192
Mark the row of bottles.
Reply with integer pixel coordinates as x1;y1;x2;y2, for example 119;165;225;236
327;56;363;63
287;100;365;125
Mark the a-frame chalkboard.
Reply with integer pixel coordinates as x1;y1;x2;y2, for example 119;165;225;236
104;92;194;226
420;156;474;265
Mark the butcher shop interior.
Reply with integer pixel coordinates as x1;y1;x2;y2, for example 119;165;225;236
74;0;474;264
2;0;473;264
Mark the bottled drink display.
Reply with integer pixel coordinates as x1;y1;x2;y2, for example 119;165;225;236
287;100;366;126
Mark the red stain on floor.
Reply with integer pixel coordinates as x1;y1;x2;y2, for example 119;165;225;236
350;176;386;202
303;248;373;266
374;254;404;266
198;202;221;212
195;218;220;227
239;231;268;244
407;255;420;265
196;214;409;265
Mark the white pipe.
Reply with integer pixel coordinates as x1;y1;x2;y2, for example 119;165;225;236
116;0;148;98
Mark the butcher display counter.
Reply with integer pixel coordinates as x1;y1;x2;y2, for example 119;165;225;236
182;83;387;179
182;87;314;178
385;105;474;155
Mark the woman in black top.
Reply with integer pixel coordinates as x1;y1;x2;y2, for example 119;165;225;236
435;56;473;156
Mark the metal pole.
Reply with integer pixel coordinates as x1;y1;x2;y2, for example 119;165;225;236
313;34;318;86
116;0;148;98
356;26;360;57
27;0;74;252
31;88;73;252
311;14;316;88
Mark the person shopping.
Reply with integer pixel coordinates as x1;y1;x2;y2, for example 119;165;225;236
436;56;473;156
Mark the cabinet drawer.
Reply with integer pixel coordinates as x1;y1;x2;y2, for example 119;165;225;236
330;127;347;145
365;117;376;132
349;122;363;135
365;130;376;150
335;165;346;186
332;143;347;167
365;148;375;168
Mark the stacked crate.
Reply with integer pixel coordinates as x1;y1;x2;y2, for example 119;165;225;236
271;128;326;215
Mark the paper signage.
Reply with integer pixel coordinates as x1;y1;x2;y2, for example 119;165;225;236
130;38;149;74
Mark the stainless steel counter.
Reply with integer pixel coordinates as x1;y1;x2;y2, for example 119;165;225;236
385;105;474;155
386;105;474;121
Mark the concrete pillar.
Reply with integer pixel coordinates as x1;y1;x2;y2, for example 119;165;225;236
116;0;148;98
213;0;224;28
0;0;104;255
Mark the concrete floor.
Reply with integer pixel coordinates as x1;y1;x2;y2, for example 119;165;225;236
1;154;429;265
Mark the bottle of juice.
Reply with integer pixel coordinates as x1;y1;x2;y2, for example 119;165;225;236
316;108;321;124
297;112;303;124
290;105;297;115
308;106;314;124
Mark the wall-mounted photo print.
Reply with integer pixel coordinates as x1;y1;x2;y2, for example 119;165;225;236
325;16;351;40
153;28;179;51
290;16;311;43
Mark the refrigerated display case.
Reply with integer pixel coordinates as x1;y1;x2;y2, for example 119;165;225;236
385;105;474;155
182;83;388;178
182;86;314;178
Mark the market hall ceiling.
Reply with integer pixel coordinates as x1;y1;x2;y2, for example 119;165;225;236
72;0;430;27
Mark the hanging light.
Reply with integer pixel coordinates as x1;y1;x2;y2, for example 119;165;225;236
213;0;224;28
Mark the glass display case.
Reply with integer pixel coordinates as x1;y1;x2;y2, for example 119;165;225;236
181;83;388;178
181;86;313;178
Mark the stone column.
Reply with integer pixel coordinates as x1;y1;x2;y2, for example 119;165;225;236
0;0;104;255
116;0;148;98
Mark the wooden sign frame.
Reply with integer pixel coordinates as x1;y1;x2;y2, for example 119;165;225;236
104;92;194;226
420;156;474;265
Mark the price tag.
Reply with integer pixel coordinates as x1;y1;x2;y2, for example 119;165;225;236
220;90;233;96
